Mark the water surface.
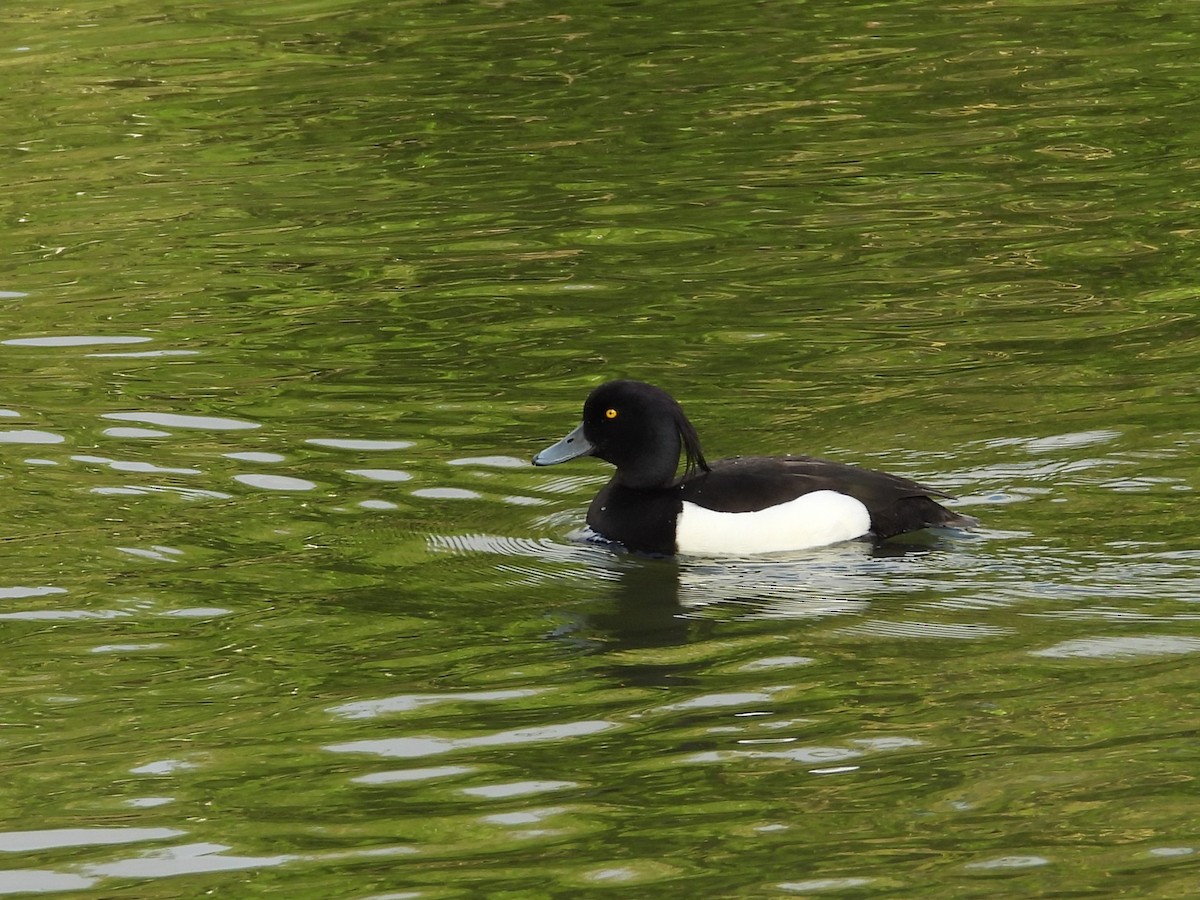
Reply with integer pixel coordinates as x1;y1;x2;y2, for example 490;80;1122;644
1;0;1199;896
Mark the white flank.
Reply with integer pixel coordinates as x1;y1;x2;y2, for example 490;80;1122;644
675;490;871;556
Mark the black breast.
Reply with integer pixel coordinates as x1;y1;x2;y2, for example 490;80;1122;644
586;481;682;556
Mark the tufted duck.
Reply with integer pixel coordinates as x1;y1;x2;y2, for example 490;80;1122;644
532;379;975;556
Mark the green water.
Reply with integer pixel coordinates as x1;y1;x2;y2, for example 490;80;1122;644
1;0;1199;895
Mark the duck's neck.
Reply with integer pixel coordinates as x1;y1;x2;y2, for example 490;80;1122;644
614;430;680;490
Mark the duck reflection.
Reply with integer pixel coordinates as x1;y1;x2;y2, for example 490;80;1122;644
541;534;948;652
568;554;695;649
427;530;950;658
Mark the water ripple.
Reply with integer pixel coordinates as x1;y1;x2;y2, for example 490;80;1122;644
0;585;67;599
326;720;618;760
346;468;412;482
72;454;201;475
0;827;183;853
0;429;64;444
102;427;171;438
329;688;543;720
103;412;260;431
2;335;152;347
1030;635;1200;659
232;474;317;491
306;438;413;451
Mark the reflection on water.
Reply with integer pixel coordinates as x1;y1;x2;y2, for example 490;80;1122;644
102;412;261;431
1032;635;1200;659
432;533;935;650
0;429;64;444
2;0;1200;894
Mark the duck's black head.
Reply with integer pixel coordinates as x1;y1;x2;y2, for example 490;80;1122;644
533;380;709;489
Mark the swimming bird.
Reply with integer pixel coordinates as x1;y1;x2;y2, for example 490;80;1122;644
532;379;974;556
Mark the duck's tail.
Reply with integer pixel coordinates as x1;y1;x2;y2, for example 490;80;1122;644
874;495;978;540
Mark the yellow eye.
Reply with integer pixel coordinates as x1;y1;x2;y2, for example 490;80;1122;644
605;408;618;420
